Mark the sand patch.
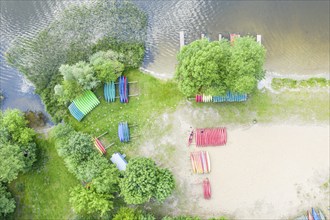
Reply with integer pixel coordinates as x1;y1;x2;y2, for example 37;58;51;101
137;105;330;219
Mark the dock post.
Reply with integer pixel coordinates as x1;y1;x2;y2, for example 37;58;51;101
257;35;262;45
179;31;185;49
201;33;205;39
219;34;222;41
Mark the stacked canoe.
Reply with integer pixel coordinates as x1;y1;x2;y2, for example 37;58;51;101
118;122;130;142
203;178;211;199
195;92;247;103
68;91;100;121
119;76;128;103
190;151;210;174
104;81;116;102
213;92;247;102
195;128;227;147
93;137;106;155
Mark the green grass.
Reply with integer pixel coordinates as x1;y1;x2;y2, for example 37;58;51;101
66;69;184;158
191;89;330;125
272;77;330;90
7;137;79;220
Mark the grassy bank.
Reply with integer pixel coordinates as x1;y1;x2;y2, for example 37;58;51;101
7;137;79;220
272;77;330;90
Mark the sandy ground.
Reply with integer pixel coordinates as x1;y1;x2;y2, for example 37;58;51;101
137;105;330;219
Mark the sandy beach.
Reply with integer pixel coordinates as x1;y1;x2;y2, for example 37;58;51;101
137;105;330;219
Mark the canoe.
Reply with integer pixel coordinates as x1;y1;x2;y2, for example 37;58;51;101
206;151;211;172
312;208;320;220
190;154;196;173
318;210;325;220
307;211;314;220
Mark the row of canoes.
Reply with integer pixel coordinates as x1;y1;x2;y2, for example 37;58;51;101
119;76;128;103
195;92;248;103
296;208;326;220
104;81;116;102
190;151;211;174
195;128;227;147
118;122;130;142
68;90;100;121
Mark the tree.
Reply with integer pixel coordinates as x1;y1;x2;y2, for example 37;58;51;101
0;109;37;175
1;109;35;146
113;207;155;220
175;39;231;96
0;143;25;183
90;50;125;83
55;61;100;103
155;168;175;202
175;37;266;96
91;164;120;194
120;157;175;204
70;185;114;216
0;183;15;216
226;36;266;94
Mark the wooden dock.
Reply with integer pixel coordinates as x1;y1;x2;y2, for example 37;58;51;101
179;32;262;48
179;31;185;49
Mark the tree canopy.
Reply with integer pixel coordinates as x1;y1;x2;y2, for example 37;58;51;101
70;185;114;216
0;183;16;217
175;37;266;96
90;50;125;83
51;124;121;216
120;157;175;204
0;109;37;182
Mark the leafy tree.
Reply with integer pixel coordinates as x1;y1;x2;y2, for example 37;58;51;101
0;183;15;216
0;143;25;183
70;185;114;216
162;217;200;220
91;164;120;194
90;50;125;82
155;168;175;202
175;39;231;96
226;36;266;94
175;37;266;96
120;158;158;204
55;61;99;103
1;109;35;145
0;109;37;175
120;157;175;204
113;207;155;220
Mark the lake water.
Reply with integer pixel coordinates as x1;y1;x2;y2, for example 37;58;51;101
1;0;329;116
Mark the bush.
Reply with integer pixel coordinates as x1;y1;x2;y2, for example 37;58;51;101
120;157;175;204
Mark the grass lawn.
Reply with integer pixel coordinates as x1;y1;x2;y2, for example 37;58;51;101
66;69;184;158
7;137;79;220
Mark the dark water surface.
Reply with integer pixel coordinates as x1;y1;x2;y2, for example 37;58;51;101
1;0;329;115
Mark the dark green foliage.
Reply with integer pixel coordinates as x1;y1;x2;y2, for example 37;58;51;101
70;185;114;216
51;123;120;216
113;207;155;220
175;37;266;96
0;110;37;181
90;50;125;83
0;183;15;216
162;216;200;220
155;168;175;202
120;157;175;204
5;0;147;121
271;77;330;90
